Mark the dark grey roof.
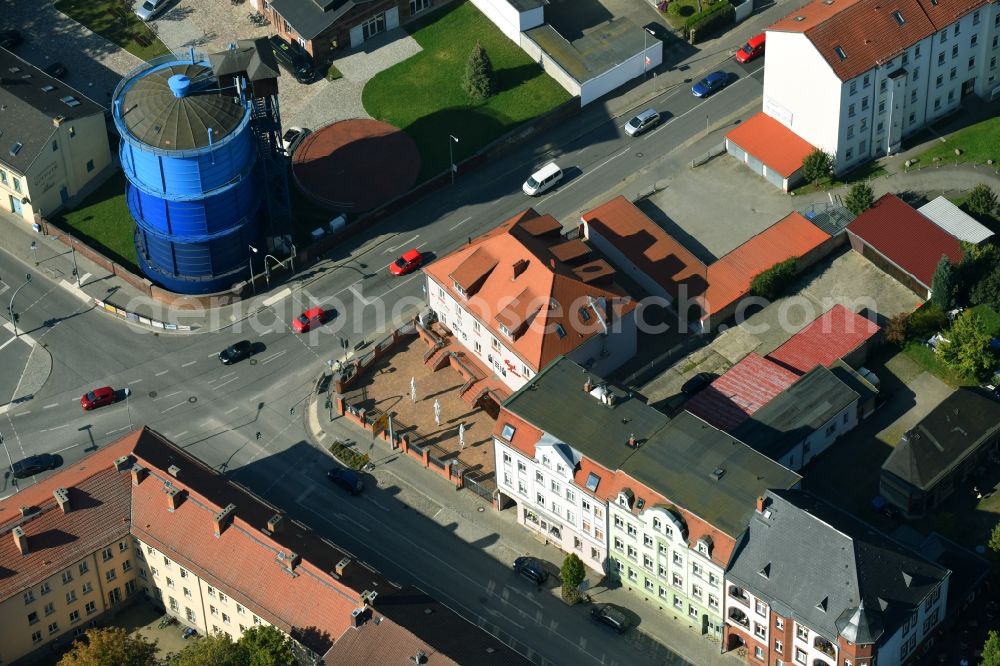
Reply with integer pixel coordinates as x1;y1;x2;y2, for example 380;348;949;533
881;389;1000;491
524;18;649;82
730;366;859;462
268;0;364;41
915;533;989;615
121;62;246;150
828;359;878;405
208;38;280;81
728;490;950;645
502;356;670;472
0;47;105;173
622;412;801;538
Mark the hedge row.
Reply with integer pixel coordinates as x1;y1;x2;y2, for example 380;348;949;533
684;0;731;30
329;441;370;470
687;2;735;43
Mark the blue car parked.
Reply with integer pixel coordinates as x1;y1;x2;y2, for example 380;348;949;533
692;71;730;97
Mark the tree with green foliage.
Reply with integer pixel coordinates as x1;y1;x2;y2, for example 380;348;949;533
167;632;246;666
462;42;496;101
560;553;586;604
59;627;160;666
966;183;998;217
971;269;1000;310
802;149;834;183
931;255;959;310
844;181;875;216
908;304;949;340
990;522;1000;553
241;625;296;666
749;257;798;301
936;310;997;380
983;630;1000;666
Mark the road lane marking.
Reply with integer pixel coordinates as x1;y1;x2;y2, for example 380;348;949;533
53;442;80;452
43;403;58;409
173;430;189;439
128;379;143;385
261;350;287;365
59;280;92;304
225;406;239;415
375;273;421;300
40;424;69;432
105;426;131;436
181;360;197;368
348;282;373;306
214;377;239;391
383;234;419;254
0;337;19;351
154;390;181;401
449;216;473;231
155;370;168;377
162;401;186;413
211;371;237;382
79;273;92;284
262;287;292;308
14;410;31;416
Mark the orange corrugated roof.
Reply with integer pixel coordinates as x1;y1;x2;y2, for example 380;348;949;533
685;353;800;431
581;196;708;300
701;212;829;319
725;113;816;178
767;304;881;373
425;209;637;373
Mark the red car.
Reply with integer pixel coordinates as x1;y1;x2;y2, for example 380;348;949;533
735;33;765;64
81;386;115;410
389;249;423;276
292;306;326;333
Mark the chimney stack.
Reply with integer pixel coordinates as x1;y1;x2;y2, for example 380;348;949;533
168;465;181;479
335;557;351;577
20;505;35;518
756;495;770;513
131;464;147;486
165;485;184;512
584;377;592;393
53;488;71;514
213;504;236;537
12;526;28;555
113;455;131;472
266;513;283;534
627;433;637;448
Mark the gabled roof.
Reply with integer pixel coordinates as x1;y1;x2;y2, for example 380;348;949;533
725;113;816;178
267;0;363;41
702;212;830;320
207;38;280;81
881;389;1000;491
847;193;964;289
730;365;860;461
424;209;637;373
766;304;881;374
768;0;990;82
581;196;708;300
684;353;800;431
729;490;950;645
917;196;995;245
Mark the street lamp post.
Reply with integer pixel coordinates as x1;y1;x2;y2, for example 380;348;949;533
68;231;81;287
248;245;258;297
125;388;133;432
9;273;32;338
0;432;15;487
30;241;37;266
448;134;459;185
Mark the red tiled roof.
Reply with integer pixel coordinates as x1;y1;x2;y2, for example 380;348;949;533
684;353;800;431
725;113;816;178
494;410;545;459
425;208;637;373
767;304;881;373
769;0;990;82
581;196;708;300
847;193;964;289
702;213;830;320
325;615;458;665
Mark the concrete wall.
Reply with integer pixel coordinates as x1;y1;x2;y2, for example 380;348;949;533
471;0;543;42
578;40;662;106
519;35;582;100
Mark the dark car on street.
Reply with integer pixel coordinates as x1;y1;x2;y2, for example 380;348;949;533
327;468;364;495
591;604;631;634
268;35;315;83
681;372;717;396
513;556;549;585
11;453;59;479
218;340;254;365
0;30;23;50
692;71;730;97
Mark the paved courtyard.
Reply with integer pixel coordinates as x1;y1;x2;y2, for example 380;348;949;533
344;334;499;480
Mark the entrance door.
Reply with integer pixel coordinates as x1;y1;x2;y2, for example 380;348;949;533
349;25;363;48
362;12;386;40
962;78;976;97
60;186;69;204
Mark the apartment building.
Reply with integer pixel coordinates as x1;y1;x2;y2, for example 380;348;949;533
725;490;958;666
424;208;638;391
0;428;530;665
0;48;112;224
762;0;1000;173
493;357;801;641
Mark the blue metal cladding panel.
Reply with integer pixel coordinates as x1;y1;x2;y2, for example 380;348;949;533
121;128;256;197
126;174;260;240
136;216;261;279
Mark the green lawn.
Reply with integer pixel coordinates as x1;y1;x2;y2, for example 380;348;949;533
917;115;1000;165
52;172;140;275
791;161;887;195
902;340;978;387
54;0;169;61
362;1;571;183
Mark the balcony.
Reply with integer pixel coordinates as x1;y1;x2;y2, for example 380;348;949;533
728;585;750;605
813;637;836;659
728;607;750;628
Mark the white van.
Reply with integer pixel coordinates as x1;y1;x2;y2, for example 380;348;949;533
522;162;563;196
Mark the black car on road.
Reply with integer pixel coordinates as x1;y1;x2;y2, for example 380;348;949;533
513;556;549;585
591;604;630;634
11;453;60;479
218;340;254;365
327;468;364;495
268;35;315;83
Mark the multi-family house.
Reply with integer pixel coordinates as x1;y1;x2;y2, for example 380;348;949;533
725;490;956;666
493;356;801;641
424;208;638;391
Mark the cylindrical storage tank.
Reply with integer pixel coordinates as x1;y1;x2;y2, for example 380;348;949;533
113;57;261;294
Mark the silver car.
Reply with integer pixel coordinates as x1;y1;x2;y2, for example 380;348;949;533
136;0;169;21
624;108;661;137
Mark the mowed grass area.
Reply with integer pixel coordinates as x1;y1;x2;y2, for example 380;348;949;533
902;341;979;387
52;172;140;275
54;0;169;61
918;115;1000;164
362;1;571;183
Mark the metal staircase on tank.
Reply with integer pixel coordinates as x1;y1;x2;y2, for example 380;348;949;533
249;93;292;249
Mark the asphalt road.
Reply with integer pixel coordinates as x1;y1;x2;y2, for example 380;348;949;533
0;54;765;666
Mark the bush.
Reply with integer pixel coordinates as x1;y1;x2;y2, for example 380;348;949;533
930;255;959;310
885;312;909;346
844;181;874;216
560;553;586;605
936;310;998;381
966;183;998;217
325;63;343;81
462;41;496;101
749;257;798;301
802;149;834;183
907;303;948;340
686;1;734;40
329;441;369;470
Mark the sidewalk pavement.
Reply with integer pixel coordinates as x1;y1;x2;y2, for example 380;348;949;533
303;391;742;666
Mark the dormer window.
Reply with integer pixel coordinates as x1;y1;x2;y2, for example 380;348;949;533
498;323;512;338
541;455;550;468
452;281;467;297
697;535;713;556
500;423;516;440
